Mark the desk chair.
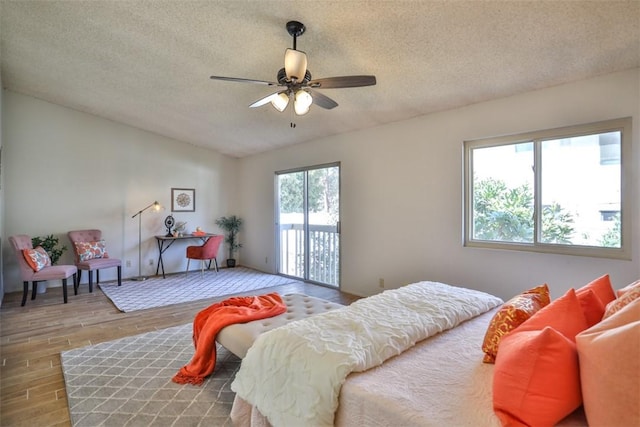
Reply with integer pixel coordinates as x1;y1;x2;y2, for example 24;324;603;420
186;235;224;276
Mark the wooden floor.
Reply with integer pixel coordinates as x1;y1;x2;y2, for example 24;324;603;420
0;275;359;427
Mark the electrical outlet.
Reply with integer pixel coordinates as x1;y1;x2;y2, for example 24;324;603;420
378;278;385;288
126;260;131;268
148;259;154;265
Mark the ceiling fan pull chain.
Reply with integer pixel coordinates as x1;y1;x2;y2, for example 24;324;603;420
290;103;296;128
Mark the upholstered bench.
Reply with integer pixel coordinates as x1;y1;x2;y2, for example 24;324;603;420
216;293;344;358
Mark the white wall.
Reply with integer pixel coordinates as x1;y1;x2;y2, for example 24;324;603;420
238;69;640;300
2;90;239;293
0;79;4;303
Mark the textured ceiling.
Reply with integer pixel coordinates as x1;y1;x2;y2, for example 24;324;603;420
1;1;639;158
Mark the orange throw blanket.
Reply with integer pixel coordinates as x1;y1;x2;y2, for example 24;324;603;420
172;292;286;385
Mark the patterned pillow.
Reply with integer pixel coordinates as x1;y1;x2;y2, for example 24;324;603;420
22;246;52;272
603;281;640;319
481;283;550;363
75;240;109;261
616;279;640;298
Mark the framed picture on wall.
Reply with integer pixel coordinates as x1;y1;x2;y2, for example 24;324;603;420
171;188;195;212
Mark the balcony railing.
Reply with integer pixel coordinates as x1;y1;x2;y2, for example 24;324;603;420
279;223;340;287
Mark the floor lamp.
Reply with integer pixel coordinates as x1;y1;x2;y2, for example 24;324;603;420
131;201;160;281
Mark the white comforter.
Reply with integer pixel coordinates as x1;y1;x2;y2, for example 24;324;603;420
231;281;503;427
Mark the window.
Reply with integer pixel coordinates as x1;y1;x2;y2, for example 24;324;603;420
464;118;631;259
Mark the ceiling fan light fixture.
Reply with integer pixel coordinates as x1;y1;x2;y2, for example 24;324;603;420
285;48;307;81
271;92;290;112
294;89;312;115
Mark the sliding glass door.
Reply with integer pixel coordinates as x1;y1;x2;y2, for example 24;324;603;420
276;163;340;287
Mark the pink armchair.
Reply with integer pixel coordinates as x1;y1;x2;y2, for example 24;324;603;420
9;235;78;306
68;229;122;292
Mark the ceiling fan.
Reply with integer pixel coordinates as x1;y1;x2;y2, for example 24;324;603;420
210;20;376;117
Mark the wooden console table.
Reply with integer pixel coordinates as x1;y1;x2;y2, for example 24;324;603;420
154;234;218;278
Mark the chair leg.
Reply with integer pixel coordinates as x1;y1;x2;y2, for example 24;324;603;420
213;259;219;273
31;281;39;300
96;270;100;285
21;281;29;306
62;278;68;304
74;273;79;295
117;266;122;286
200;260;205;276
88;271;93;293
77;269;82;286
186;259;191;276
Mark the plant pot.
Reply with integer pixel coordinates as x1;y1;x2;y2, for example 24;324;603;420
226;259;236;268
36;280;48;294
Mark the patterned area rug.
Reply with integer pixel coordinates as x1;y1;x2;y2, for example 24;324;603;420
99;267;302;312
61;323;240;427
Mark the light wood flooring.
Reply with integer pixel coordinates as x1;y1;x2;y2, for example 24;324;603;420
0;275;359;427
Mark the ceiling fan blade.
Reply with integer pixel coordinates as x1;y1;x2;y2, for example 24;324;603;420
307;89;338;109
249;92;280;108
210;75;279;86
249;90;289;111
308;75;376;89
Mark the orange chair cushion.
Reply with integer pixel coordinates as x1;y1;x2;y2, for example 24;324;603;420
576;298;640;426
22;246;51;272
74;240;109;261
481;284;550;363
493;326;582;427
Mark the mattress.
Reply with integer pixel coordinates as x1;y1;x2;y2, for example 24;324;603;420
231;306;588;426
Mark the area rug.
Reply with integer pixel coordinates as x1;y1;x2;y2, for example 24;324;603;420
61;323;240;427
98;267;302;312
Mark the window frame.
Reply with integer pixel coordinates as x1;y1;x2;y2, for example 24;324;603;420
463;117;632;260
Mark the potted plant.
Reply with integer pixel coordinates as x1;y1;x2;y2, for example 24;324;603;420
215;215;243;267
32;234;67;265
31;234;68;293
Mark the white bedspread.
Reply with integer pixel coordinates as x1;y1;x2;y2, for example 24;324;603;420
231;281;503;427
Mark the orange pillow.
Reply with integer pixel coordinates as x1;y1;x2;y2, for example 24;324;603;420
515;288;589;341
22;246;51;272
481;284;550;363
576;274;616;306
493;327;582;427
576;298;640;426
575;288;605;327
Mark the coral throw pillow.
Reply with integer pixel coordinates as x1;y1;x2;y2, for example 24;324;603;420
481;284;550;363
576;274;616;307
493;327;582;427
516;288;589;340
576;297;640;427
75;240;109;261
575;289;605;327
22;246;52;272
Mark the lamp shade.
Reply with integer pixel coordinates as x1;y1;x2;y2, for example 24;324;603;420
284;48;307;81
294;89;313;115
271;92;290;112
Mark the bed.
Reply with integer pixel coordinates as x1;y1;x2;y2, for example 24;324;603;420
226;278;638;427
